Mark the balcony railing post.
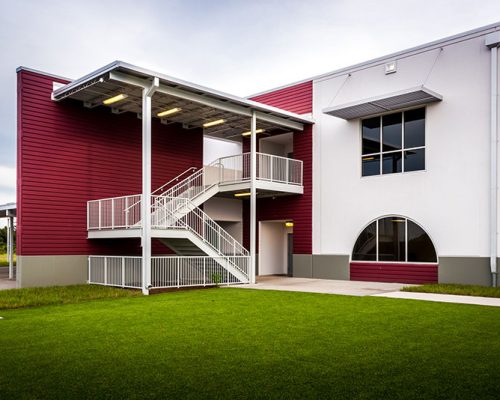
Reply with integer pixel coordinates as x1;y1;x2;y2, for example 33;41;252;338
104;257;108;286
270;154;273;182
87;257;91;284
177;258;180;288
111;200;115;229
121;257;125;287
286;158;289;184
125;196;129;229
300;161;303;185
98;201;102;230
203;258;206;287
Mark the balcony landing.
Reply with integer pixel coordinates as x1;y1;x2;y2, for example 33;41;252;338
218;180;303;197
88;228;193;240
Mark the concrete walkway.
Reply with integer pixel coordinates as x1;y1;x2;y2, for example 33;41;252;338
235;276;500;307
373;291;500;307
236;276;410;296
0;267;16;290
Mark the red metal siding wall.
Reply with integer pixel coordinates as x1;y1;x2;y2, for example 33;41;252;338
350;262;438;284
250;81;313;115
17;70;203;256
242;124;313;254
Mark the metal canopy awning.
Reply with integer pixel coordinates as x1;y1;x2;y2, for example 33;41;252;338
52;61;313;141
323;86;443;120
0;202;16;281
0;202;16;218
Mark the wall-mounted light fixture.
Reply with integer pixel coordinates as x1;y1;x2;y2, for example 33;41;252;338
385;61;397;75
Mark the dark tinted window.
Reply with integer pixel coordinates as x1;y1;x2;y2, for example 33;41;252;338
352;217;437;263
361;108;425;177
383;152;402;174
382;113;402;152
362;154;380;176
404;108;425;148
362;117;380;155
407;221;437;262
378;217;405;262
404;148;425;172
352;221;377;261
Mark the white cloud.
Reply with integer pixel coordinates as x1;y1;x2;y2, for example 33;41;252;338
0;165;15;189
0;166;16;207
0;0;499;169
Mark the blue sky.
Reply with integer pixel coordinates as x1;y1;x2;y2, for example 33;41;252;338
1;0;500;205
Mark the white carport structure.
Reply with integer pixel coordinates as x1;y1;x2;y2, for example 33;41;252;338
0;202;16;280
52;61;313;294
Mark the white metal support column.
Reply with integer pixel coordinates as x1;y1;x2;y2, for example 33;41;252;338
141;77;159;295
250;111;257;284
486;32;500;287
7;214;14;280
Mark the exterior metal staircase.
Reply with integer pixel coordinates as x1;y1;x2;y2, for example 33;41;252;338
87;152;303;289
152;195;249;283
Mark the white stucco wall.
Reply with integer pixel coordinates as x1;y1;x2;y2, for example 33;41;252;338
203;136;242;164
313;33;499;259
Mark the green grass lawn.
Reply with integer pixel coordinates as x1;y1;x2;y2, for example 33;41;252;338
1;288;500;399
0;284;140;309
403;283;500;298
0;253;16;267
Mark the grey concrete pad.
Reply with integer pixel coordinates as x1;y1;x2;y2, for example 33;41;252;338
0;267;16;290
233;276;411;296
373;291;500;307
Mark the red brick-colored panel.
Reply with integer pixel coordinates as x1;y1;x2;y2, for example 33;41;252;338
350;262;438;284
17;70;203;256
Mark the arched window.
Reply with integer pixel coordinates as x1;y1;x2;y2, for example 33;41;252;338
352;217;437;263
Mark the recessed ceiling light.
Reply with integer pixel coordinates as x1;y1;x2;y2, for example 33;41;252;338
157;107;181;118
234;192;252;197
102;94;128;105
203;119;225;128
241;129;265;137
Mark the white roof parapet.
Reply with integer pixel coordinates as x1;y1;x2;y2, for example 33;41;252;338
249;21;500;98
323;86;443;120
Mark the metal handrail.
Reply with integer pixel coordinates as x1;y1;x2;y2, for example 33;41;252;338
152;166;198;195
88;152;303;232
153;196;249;257
123;166;198;213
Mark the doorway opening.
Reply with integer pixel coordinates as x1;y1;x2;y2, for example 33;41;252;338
258;220;293;276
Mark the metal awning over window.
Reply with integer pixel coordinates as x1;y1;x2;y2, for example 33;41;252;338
323;86;442;120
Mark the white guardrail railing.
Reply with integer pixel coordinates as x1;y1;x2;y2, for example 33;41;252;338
88;256;143;289
88;152;302;231
88;256;249;288
212;152;303;186
87;194;142;230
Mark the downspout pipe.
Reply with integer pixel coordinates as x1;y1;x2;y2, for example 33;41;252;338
486;32;500;287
